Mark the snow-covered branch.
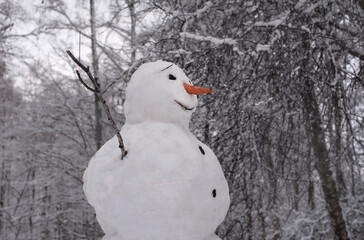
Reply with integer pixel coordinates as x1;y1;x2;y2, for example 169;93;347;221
180;32;244;56
331;31;364;61
180;32;236;45
253;10;289;28
172;1;213;18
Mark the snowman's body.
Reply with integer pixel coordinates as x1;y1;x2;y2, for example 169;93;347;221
83;61;230;240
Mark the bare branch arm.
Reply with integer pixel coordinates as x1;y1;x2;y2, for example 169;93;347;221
75;70;97;92
66;50;128;159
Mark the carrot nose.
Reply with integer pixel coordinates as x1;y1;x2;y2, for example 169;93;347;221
183;83;213;95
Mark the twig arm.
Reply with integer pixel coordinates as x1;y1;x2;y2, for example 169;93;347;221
66;49;128;159
66;50;89;72
97;91;128;159
75;70;97;92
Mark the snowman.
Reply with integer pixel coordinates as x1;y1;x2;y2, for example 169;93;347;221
83;61;230;240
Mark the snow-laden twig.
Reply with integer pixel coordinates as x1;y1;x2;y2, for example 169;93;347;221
294;0;307;9
254;19;285;27
66;50;128;160
180;32;237;45
253;11;289;27
180;32;244;56
172;1;213;18
256;44;270;52
330;30;364;61
168;48;192;56
302;2;321;14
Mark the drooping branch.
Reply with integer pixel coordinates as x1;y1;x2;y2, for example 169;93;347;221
66;50;128;160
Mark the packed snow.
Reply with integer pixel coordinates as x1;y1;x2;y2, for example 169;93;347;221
83;61;230;240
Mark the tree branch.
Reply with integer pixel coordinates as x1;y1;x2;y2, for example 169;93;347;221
0;23;14;33
66;50;128;160
330;34;364;61
75;70;97;92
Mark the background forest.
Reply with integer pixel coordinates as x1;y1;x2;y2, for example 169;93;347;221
1;0;363;239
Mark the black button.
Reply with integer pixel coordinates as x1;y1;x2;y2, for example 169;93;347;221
212;189;216;198
199;146;205;155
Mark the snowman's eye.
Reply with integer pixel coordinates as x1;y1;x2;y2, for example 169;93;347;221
168;74;176;80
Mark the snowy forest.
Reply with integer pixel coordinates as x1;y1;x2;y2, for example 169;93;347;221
1;0;364;239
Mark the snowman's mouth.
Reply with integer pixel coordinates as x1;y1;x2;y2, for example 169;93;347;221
175;100;194;111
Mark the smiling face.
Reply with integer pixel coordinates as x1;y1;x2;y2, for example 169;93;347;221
124;61;203;128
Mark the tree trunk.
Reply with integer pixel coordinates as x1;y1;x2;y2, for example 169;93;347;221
243;173;253;240
0;148;4;238
258;194;266;240
29;167;35;238
332;85;347;197
90;0;102;149
262;126;280;240
126;0;136;64
290;114;300;211
307;153;315;210
41;186;49;240
302;78;349;240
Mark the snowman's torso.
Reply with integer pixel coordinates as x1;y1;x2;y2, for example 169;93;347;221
84;121;230;240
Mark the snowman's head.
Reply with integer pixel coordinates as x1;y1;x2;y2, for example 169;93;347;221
124;61;212;128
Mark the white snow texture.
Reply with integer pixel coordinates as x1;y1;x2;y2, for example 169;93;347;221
83;61;230;240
